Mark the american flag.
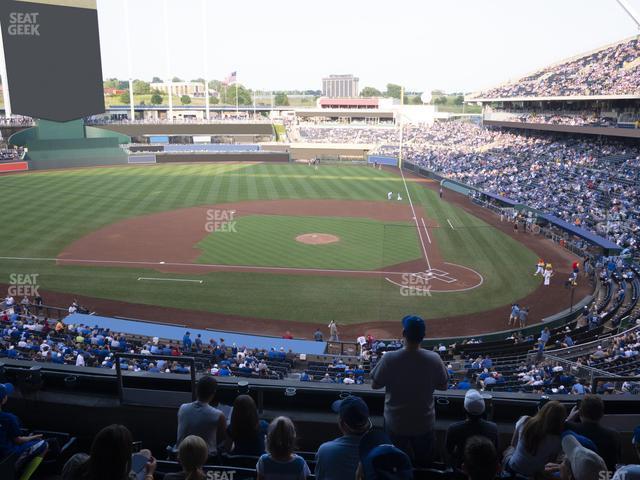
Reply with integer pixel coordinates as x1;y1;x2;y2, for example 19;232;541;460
223;71;237;85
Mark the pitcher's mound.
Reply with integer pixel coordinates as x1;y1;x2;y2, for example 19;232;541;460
296;233;340;245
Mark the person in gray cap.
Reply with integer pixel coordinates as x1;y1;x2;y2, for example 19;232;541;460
315;395;372;480
560;434;607;480
445;389;498;469
371;315;448;467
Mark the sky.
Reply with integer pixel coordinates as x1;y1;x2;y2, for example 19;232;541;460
96;0;640;94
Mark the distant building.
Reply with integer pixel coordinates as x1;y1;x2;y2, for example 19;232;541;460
322;74;359;98
104;87;127;96
150;81;206;97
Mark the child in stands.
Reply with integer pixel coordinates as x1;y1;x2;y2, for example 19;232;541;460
256;417;310;480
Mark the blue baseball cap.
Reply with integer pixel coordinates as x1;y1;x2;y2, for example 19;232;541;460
331;395;370;430
359;430;412;480
633;426;640;445
401;315;425;342
0;383;14;401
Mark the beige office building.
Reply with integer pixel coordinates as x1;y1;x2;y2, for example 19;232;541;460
322;74;359;98
150;81;206;97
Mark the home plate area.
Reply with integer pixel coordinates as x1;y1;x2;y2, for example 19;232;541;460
417;268;458;284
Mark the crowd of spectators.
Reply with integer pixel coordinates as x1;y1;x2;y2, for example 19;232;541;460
296;125;400;144
0;299;290;380
294;119;640;249
472;36;640;98
2;302;640;478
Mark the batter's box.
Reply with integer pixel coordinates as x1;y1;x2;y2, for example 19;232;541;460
413;269;458;284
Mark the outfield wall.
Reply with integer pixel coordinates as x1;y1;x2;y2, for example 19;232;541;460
98;123;275;137
155;152;290;163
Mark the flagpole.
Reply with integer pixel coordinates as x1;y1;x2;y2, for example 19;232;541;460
201;0;209;121
123;0;134;121
235;75;239;116
0;14;12;117
163;0;173;120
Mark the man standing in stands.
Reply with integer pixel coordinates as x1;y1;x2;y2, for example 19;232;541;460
315;395;371;480
371;315;449;467
176;375;226;456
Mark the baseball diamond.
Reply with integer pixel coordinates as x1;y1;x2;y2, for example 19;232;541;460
0;162;587;338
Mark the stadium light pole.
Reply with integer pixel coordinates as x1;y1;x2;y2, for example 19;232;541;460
615;0;640;29
0;17;12;117
163;0;174;120
201;0;210;121
122;0;135;121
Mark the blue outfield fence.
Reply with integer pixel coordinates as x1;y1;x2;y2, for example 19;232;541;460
367;155;398;166
65;313;328;355
164;144;261;153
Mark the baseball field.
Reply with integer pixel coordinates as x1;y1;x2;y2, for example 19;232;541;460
0;162;558;337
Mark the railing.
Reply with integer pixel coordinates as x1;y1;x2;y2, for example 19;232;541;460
591;376;640;394
546;324;640;361
543;353;617;387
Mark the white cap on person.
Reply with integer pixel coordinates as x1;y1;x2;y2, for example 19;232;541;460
464;389;485;416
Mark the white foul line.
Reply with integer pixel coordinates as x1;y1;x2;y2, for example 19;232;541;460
447;218;455;230
421;217;432;244
138;277;203;284
0;255;424;276
399;168;432;270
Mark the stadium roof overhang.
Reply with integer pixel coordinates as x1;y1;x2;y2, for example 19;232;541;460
465;94;640;103
538;213;621;254
479;191;620;253
295;109;394;118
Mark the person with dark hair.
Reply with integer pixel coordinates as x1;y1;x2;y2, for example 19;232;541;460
356;429;412;480
225;395;268;456
445;389;498;469
164;435;208;480
503;401;566;477
177;375;226;455
371;315;448;467
565;394;621;471
256;416;310;480
315;395;372;480
62;424;156;480
462;436;500;480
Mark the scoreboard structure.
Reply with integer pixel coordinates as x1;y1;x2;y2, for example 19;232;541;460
0;0;105;122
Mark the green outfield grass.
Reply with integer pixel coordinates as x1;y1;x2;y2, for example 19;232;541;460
0;163;540;324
